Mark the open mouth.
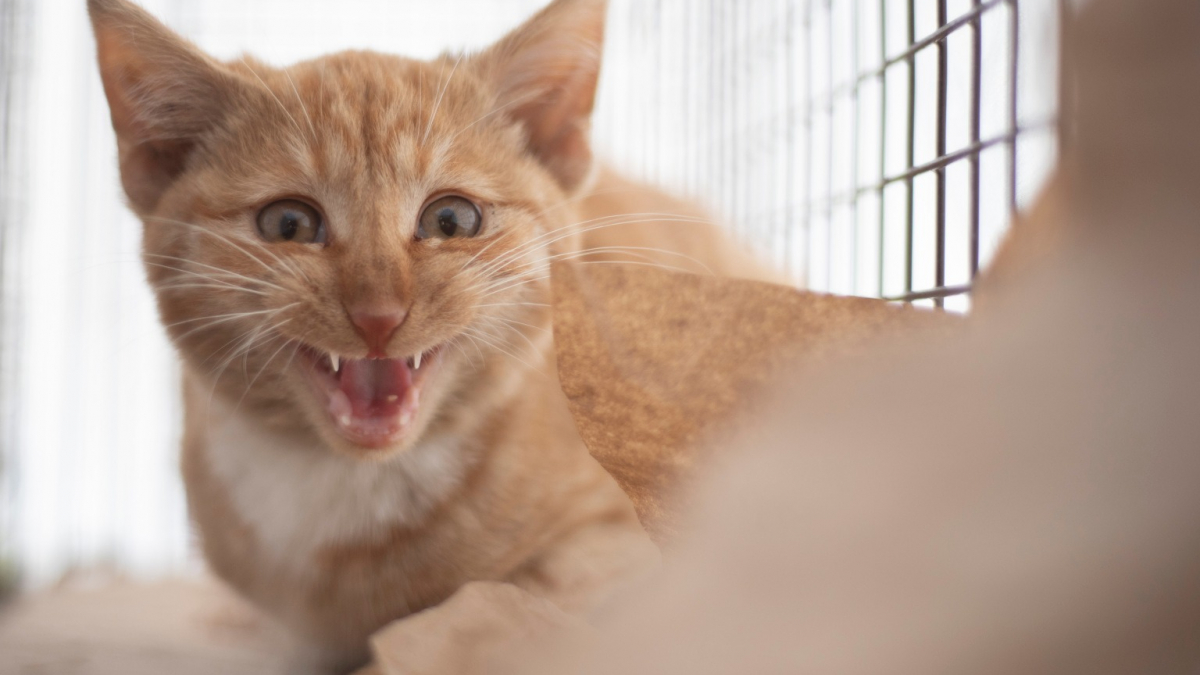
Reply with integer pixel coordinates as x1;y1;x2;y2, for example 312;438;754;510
296;343;443;450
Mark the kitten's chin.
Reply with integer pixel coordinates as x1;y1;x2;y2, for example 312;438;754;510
295;344;446;454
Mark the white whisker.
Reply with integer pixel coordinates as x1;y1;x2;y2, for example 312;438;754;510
422;52;464;146
144;256;288;293
235;328;303;414
447;88;542;144
460;325;545;376
144;263;277;296
468;214;713;280
145;216;311;285
241;58;306;141
478;245;714;292
282;68;317;142
155;281;272;297
474;302;549;310
168;304;300;343
477;259;700;302
476;315;548;355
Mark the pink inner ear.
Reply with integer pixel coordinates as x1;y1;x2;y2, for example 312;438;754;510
100;53;220;210
482;0;607;190
509;83;597;191
118;139;194;213
91;0;235;211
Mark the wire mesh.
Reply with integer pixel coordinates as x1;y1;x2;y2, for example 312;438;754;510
595;0;1061;311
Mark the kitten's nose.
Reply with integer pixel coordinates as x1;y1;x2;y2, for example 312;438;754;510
349;307;408;358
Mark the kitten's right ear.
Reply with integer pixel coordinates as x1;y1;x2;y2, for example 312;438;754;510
474;0;608;192
88;0;238;212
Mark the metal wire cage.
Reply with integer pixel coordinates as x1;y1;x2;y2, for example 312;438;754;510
596;0;1061;310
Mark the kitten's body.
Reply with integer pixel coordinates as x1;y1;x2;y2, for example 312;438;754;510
183;333;655;659
88;0;773;665
179;171;768;664
575;169;779;281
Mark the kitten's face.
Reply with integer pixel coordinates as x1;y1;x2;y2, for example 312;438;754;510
90;0;604;457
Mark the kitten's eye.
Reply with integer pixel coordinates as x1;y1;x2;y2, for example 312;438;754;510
417;196;482;240
257;200;326;244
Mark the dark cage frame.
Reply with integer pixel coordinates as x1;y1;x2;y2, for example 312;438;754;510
793;0;1059;307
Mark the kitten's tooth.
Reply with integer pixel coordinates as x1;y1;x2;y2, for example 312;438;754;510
414;351;423;370
386;395;399;403
330;353;340;373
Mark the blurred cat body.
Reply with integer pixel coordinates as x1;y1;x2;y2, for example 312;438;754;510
88;0;768;665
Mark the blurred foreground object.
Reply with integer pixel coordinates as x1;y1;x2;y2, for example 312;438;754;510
0;576;310;674
471;0;1200;672
552;262;952;544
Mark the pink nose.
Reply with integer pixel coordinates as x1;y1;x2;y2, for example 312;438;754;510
349;308;407;357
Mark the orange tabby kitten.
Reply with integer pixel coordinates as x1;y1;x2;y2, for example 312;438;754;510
89;0;766;667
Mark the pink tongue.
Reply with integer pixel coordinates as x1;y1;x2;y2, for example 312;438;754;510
339;358;412;418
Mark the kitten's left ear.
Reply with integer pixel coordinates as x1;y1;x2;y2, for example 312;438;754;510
88;0;242;212
475;0;607;191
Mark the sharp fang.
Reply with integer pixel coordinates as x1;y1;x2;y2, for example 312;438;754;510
386;395;399;403
413;351;423;369
330;353;340;373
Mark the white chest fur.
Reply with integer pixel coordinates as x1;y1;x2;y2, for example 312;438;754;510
200;398;470;576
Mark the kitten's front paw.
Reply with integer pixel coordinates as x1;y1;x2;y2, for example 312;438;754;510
367;581;593;675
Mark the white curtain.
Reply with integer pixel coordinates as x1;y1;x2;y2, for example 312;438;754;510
0;0;1059;586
